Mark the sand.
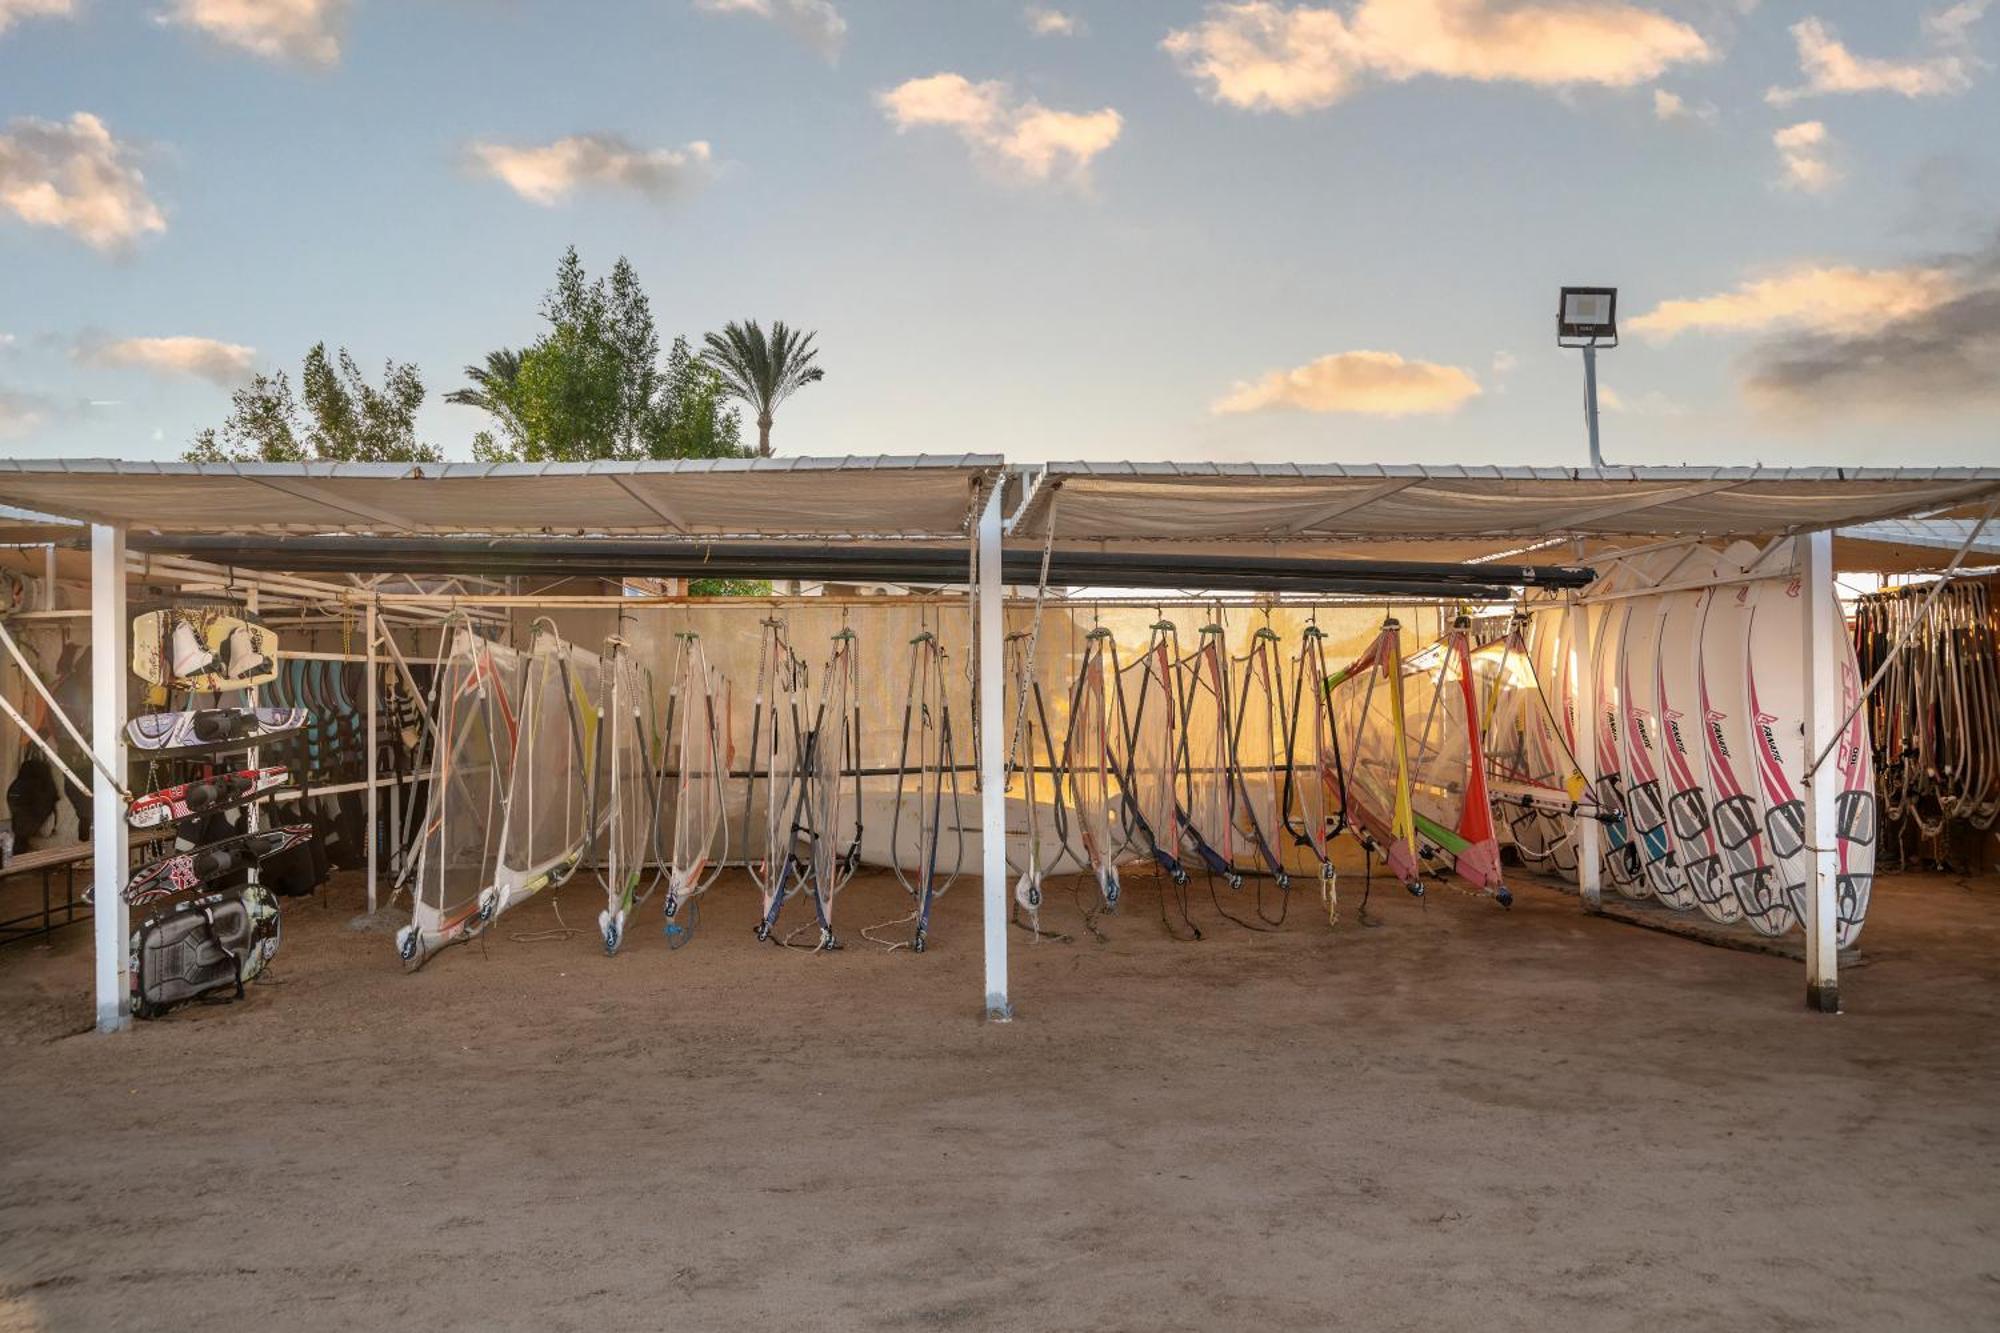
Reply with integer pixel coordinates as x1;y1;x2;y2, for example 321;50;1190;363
2;856;1997;1332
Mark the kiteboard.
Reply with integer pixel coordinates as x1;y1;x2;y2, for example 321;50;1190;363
131;605;278;694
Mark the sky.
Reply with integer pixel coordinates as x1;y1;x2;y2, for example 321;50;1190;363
1;0;1997;469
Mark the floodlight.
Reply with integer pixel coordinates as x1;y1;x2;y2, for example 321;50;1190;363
1558;286;1618;348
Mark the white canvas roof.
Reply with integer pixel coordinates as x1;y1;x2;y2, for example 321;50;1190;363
1012;462;2000;565
0;456;1001;540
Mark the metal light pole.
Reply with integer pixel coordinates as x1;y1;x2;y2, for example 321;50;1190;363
1559;287;1618;469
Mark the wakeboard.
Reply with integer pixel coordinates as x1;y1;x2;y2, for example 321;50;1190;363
126;707;308;756
131;605;279;693
115;824;316;906
127;766;294;830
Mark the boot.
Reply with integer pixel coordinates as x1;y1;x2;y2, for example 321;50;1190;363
220;624;271;681
169;617;217;680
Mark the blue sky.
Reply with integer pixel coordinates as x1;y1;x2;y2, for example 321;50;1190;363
1;0;1996;468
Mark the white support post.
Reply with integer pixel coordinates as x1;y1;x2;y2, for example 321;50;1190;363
90;524;129;1034
1566;594;1601;911
977;484;1010;1021
1801;530;1841;1013
243;589;260;896
365;602;379;914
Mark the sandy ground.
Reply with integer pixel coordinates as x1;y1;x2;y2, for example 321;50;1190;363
2;854;1998;1333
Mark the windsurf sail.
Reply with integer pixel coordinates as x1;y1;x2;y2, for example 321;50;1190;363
1176;624;1240;887
596;637;663;956
1325;619;1422;895
889;629;966;950
396;618;520;966
1468;615;1594;874
1401;617;1508;902
660;632;729;936
1231;625;1294;899
1285;624;1343;923
774;627;861;950
1060;626;1126;911
744;619;811;945
482;619;595;931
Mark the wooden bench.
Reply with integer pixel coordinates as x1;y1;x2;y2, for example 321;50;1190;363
0;830;174;945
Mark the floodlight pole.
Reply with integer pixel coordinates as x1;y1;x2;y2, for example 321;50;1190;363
1582;345;1605;469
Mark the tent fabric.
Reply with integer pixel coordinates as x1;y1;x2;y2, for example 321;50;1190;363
1017;463;2000;548
0;456;1000;540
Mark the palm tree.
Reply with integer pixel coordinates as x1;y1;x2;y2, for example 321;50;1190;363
700;321;824;457
445;347;522;417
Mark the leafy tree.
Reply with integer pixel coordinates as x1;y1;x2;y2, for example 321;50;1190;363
451;248;745;463
187;343;441;463
700;319;824;457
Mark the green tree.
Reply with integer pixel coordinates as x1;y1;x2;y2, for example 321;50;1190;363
451;248;745;463
700;319;824;457
187;343;441;463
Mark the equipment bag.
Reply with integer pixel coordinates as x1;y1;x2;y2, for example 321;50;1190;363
129;884;281;1018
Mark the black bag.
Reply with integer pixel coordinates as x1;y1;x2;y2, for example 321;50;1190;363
257;805;329;898
6;752;59;853
129;884;281;1018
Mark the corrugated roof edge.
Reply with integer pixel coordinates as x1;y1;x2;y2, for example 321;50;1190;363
0;455;1004;479
1028;461;2000;482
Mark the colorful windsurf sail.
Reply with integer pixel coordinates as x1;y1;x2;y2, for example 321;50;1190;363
1325;619;1422;894
1402;618;1508;902
1468;615;1593;874
1285;624;1343;921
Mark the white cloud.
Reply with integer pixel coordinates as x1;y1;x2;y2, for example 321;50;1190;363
1630;263;1958;340
1025;6;1081;36
1652;88;1717;122
877;74;1122;183
1767;3;1990;105
159;0;349;67
1163;0;1712;114
0;112;165;253
468;134;714;207
79;335;257;386
0;0;73;38
0;388;50;438
1774;119;1839;193
694;0;845;60
1213;350;1482;416
1598;385;1688;416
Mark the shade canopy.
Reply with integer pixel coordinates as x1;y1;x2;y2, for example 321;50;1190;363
1013;462;2000;565
0;456;1000;540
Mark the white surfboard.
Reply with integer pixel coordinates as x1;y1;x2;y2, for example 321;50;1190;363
1652;546;1740;923
1828;607;1878;946
1527;605;1583;882
1589;561;1647;898
1745;554;1812;932
1616;550;1692;906
1699;542;1790;935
